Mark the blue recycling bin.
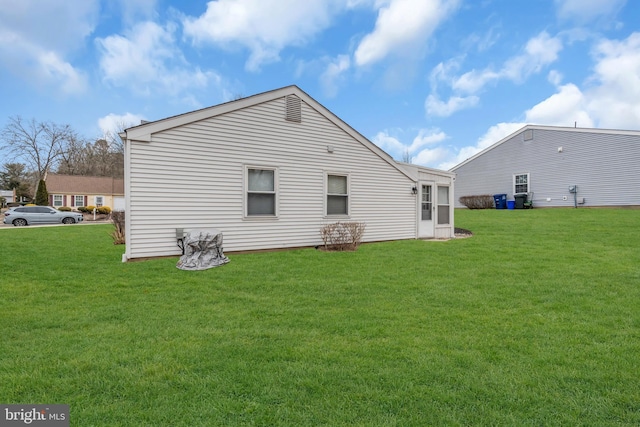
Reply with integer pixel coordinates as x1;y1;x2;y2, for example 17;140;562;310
493;194;507;209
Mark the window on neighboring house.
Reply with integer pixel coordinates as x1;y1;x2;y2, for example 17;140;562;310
327;174;349;216
247;167;276;216
514;173;529;194
95;196;104;207
437;186;450;225
53;195;63;207
74;195;84;207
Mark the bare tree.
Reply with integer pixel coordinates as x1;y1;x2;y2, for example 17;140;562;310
57;134;91;176
1;116;77;181
401;148;413;164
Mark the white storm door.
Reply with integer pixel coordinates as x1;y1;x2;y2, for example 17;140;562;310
418;183;434;238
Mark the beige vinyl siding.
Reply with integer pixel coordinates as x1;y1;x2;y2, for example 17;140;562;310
127;97;415;258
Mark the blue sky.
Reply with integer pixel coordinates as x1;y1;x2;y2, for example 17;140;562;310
1;0;639;170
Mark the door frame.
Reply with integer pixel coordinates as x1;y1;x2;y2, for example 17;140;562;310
418;181;435;238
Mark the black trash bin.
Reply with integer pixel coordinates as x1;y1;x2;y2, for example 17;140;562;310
514;193;527;209
493;194;507;209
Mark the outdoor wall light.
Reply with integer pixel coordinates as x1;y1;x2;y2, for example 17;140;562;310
411;185;418;195
176;228;185;254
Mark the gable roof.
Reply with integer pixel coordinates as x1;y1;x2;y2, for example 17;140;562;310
450;124;640;171
121;85;415;181
45;174;124;195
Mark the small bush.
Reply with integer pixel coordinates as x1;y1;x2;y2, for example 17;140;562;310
459;195;495;209
111;211;125;245
77;206;87;213
86;205;96;212
97;206;111;214
58;206;72;211
320;222;366;251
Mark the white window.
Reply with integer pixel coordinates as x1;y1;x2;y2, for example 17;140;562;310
514;173;529;194
326;174;349;216
74;195;84;207
246;167;277;216
94;196;104;207
437;186;450;225
53;195;63;207
421;185;432;221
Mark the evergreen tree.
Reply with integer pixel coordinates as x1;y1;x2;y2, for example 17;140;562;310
35;179;48;206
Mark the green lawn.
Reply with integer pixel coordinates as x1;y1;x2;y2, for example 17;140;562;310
1;208;639;426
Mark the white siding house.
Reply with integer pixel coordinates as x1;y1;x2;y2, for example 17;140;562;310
451;125;640;208
120;86;455;261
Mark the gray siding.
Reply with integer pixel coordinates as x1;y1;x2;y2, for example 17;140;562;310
126;96;416;258
452;127;640;208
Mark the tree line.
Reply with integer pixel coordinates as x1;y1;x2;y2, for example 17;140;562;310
0;116;127;203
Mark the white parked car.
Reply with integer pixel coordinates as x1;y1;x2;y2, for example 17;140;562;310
3;206;84;226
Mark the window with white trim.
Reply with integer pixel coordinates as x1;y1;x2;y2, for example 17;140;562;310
74;195;84;207
246;167;277;216
326;174;349;216
514;173;529;194
53;195;63;207
94;196;104;207
437;186;450;225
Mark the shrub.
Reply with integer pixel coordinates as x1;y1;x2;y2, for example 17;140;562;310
35;179;48;206
459;195;495;209
58;206;71;211
85;205;96;212
320;222;366;251
76;206;87;213
111;211;125;245
97;206;111;215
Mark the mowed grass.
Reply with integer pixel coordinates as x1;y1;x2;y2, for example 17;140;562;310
1;208;639;426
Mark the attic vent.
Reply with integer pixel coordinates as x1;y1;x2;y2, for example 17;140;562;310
285;95;301;123
523;129;533;141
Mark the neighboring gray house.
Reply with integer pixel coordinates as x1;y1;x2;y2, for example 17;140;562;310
120;85;455;261
451;125;640;208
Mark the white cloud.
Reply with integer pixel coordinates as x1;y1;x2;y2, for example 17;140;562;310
502;32;563;82
113;0;158;25
452;31;563;94
98;113;146;136
372;128;447;166
587;32;640;129
442;122;525;170
354;0;461;67
525;83;593;127
555;0;626;24
0;0;99;52
182;0;337;71
519;32;640;130
426;31;563;119
320;55;351;97
425;94;479;117
429;58;463;90
97;21;220;96
0;0;97;94
414;146;450;167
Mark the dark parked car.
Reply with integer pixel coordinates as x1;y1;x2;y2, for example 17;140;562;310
3;206;84;226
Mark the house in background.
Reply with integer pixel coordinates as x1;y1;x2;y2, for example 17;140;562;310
45;174;125;211
1;189;15;207
120;85;455;261
451;125;640;208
